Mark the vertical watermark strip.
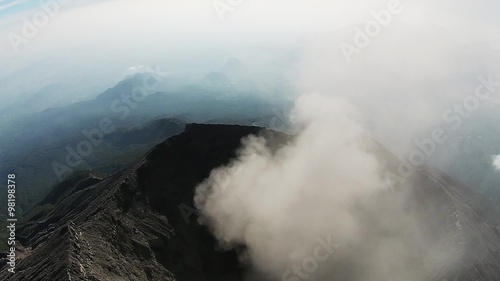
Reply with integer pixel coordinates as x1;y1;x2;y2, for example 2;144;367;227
6;173;17;274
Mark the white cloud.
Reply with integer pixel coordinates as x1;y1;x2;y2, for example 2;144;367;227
195;93;461;280
195;94;388;276
1;0;499;58
493;155;500;171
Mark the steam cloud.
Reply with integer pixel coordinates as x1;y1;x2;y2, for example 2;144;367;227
195;94;383;277
193;1;497;280
195;95;458;280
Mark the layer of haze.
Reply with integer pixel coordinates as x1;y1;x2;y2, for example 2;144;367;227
1;0;499;114
195;94;460;280
195;94;384;268
192;0;499;280
1;0;499;279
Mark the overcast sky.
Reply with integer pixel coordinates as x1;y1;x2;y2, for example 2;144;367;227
1;0;499;56
0;0;499;110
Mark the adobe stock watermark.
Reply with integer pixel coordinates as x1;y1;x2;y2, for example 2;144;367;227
339;0;404;64
385;74;500;186
269;107;291;132
213;0;243;22
282;235;341;281
7;0;73;53
51;66;169;181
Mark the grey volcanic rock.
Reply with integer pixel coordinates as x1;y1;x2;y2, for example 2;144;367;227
0;124;283;281
0;165;177;280
0;124;499;281
419;169;500;280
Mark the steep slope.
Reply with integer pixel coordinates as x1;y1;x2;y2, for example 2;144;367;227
419;168;500;280
0;117;185;214
0;124;288;281
332;166;500;281
0;124;499;281
0;71;287;213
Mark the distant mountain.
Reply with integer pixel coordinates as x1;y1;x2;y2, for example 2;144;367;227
0;72;287;159
0;117;185;214
1;124;499;280
0;72;291;213
0;124;280;280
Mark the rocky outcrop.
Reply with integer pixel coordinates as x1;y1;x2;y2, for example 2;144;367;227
0;124;282;281
0;124;499;281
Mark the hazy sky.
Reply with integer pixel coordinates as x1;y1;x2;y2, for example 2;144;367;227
1;0;499;61
1;2;499;278
184;2;500;279
1;0;499;145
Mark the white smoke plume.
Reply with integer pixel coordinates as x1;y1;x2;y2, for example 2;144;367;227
193;1;498;280
195;94;384;275
194;94;459;280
